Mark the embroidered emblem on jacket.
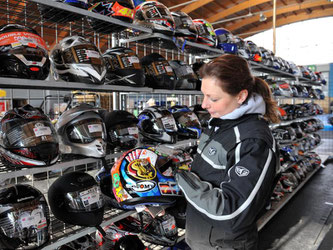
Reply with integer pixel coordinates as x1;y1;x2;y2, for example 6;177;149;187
208;147;217;156
235;166;250;177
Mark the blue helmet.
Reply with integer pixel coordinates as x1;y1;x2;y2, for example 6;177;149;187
214;28;237;54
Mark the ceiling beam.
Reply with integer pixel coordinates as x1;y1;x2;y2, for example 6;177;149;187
241;8;333;38
180;0;214;14
207;0;271;23
226;0;331;32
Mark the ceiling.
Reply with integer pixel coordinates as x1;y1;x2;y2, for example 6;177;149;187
158;0;333;38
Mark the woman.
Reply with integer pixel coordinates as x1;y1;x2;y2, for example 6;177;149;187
176;54;280;250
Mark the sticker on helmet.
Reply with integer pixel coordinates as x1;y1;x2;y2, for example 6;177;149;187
164;65;173;73
80;186;100;207
33;125;52;137
127;159;157;180
18;208;46;229
158;182;181;195
128;127;138;135
88;124;103;133
129;181;156;192
85;50;100;58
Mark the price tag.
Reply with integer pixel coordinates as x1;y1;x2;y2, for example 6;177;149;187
128;127;138;135
88;124;102;133
164;66;173;73
19;208;45;229
161;116;175;127
85;50;100;58
33;126;52;137
128;56;139;64
80;187;100;207
161;216;176;233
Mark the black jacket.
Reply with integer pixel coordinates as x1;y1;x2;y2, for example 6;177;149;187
177;114;280;246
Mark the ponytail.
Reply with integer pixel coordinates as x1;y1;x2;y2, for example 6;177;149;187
253;77;280;124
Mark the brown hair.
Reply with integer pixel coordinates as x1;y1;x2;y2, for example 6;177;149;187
199;54;280;123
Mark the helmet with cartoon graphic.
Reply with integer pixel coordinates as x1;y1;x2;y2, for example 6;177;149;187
137;106;178;144
50;36;106;84
168;105;202;139
0;184;50;249
0;104;59;167
0;24;50;79
192;19;217;47
111;147;182;209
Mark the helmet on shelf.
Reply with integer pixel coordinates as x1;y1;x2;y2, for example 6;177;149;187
134;1;175;35
88;0;135;33
214;28;237;54
137;106;178;144
48;171;105;227
140;53;176;89
192;19;217;47
190;104;210;128
0;184;50;249
50;36;106;84
56;103;107;158
168;105;202;139
172;11;198;39
259;47;274;67
38;0;88;23
111;147;182;209
103;46;145;87
234;36;250;60
0;104;59;167
168;60;198;90
246;40;262;62
0;24;50;80
99;109;139;150
57;235;97;250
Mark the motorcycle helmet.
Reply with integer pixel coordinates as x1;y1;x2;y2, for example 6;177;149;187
315;71;326;85
48;171;105;227
172;11;198;39
140;53;176;89
111;147;182;209
50;36;106;84
214;28;237;54
88;0;135;33
190;104;210;128
192;19;217;47
0;104;59;167
56;103;107;158
134;1;175;35
38;0;88;22
168;105;202;139
0;24;50;80
234;36;250;60
99;109;139;150
168;60;198;90
137;106;178;144
103;47;145;86
57;235;97;250
246;40;262;62
0;184;50;249
260;47;274;67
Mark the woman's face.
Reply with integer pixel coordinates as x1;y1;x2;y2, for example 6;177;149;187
201;77;246;118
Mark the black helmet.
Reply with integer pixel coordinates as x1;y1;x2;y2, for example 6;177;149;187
169;105;202;139
55;103;107;158
99;109;139;150
134;1;175;35
172;11;198;39
140;53;176;89
38;0;88;23
50;36;106;84
88;1;135;33
0;24;50;80
103;47;145;87
192;19;217;47
0;184;50;249
48;171;105;227
168;60;198;90
0;104;59;167
137;106;178;144
190;104;210;128
57;235;97;250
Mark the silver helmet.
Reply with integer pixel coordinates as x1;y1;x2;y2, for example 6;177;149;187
55;103;106;158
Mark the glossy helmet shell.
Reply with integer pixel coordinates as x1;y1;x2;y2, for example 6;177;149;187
134;1;175;35
55;103;107;158
246;40;262;62
168;105;202;139
0;104;59;167
111;147;182;209
103;47;145;87
0;24;50;79
48;171;105;227
214;28;237;54
88;0;135;33
168;60;198;90
172;11;198;39
0;184;50;249
137;106;178;144
140;53;176;89
50;36;106;84
192;19;217;47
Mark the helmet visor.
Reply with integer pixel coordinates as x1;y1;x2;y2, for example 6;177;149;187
67;118;106;144
5;120;58;148
176;112;201;128
158;114;177;132
63;44;103;66
109;124;139;143
66;186;104;212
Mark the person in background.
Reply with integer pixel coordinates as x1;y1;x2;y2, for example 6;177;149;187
176;54;280;250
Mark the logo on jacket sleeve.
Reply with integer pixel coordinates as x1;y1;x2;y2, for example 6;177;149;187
208;147;217;156
235;166;249;177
